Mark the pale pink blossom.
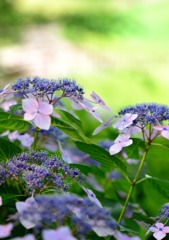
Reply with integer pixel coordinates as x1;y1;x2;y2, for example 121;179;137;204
82;187;102;208
90;91;111;111
148;222;169;240
0;83;11;96
42;226;77;240
17;133;34;147
16;197;37;229
153;126;169;140
11;234;35;240
109;134;133;155
113;113;138;131
92;116;115;135
0;223;13;238
0;196;2;206
115;231;141;240
22;98;53;130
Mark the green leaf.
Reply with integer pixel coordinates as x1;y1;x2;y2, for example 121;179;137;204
125;138;144;159
9;104;22;113
58;110;83;130
69;163;92;175
75;141;127;175
147;143;169;162
0;138;21;162
133;212;154;225
51;116;91;143
0;111;30;132
145;174;169;199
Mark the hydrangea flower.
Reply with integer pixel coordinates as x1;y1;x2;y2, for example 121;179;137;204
92;116;115;135
22;98;53;130
0;223;13;238
153;126;169;140
113;113;138;131
82;187;102;208
118;103;169;127
148;222;169;240
109;134;133;155
16;197;37;229
0;151;83;194
90;91;111;111
15;193;118;238
42;226;77;240
11;234;35;240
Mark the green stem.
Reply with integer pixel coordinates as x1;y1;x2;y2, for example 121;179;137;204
33;128;39;150
118;144;150;224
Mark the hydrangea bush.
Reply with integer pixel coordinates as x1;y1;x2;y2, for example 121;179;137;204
1;77;169;239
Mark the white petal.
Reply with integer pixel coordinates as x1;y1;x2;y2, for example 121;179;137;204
109;143;122;155
33;113;51;130
38;101;53;115
22;99;38;114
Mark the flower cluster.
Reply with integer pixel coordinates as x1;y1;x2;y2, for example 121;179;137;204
12;76;84;103
16;194;118;238
118;103;169;127
0;151;83;194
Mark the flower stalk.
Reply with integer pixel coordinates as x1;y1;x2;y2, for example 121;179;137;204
118;143;150;224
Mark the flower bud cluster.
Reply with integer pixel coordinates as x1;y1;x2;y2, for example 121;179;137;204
0;151;83;194
118;103;169;127
12;76;84;102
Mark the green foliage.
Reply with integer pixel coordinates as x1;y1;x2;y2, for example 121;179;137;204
146;175;169;199
0;138;21;162
0;111;30;133
51;115;91;143
75;141;127;175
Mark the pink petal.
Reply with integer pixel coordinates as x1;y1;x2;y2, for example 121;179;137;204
24;112;37;121
114;134;131;144
113;113;137;131
149;226;158;233
153;231;166;240
90;91;111;111
109;143;122;155
42;227;77;240
0;223;13;238
89;107;103;123
22;99;38;114
155;223;164;229
161;130;169;140
154;126;169;131
92;116;114;135
0;196;2;206
121;139;133;147
11;234;35;240
33;113;51;130
38;101;53;115
153;126;164;131
83;187;102;208
163;226;169;233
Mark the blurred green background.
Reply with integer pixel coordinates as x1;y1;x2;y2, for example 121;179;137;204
0;0;169;111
